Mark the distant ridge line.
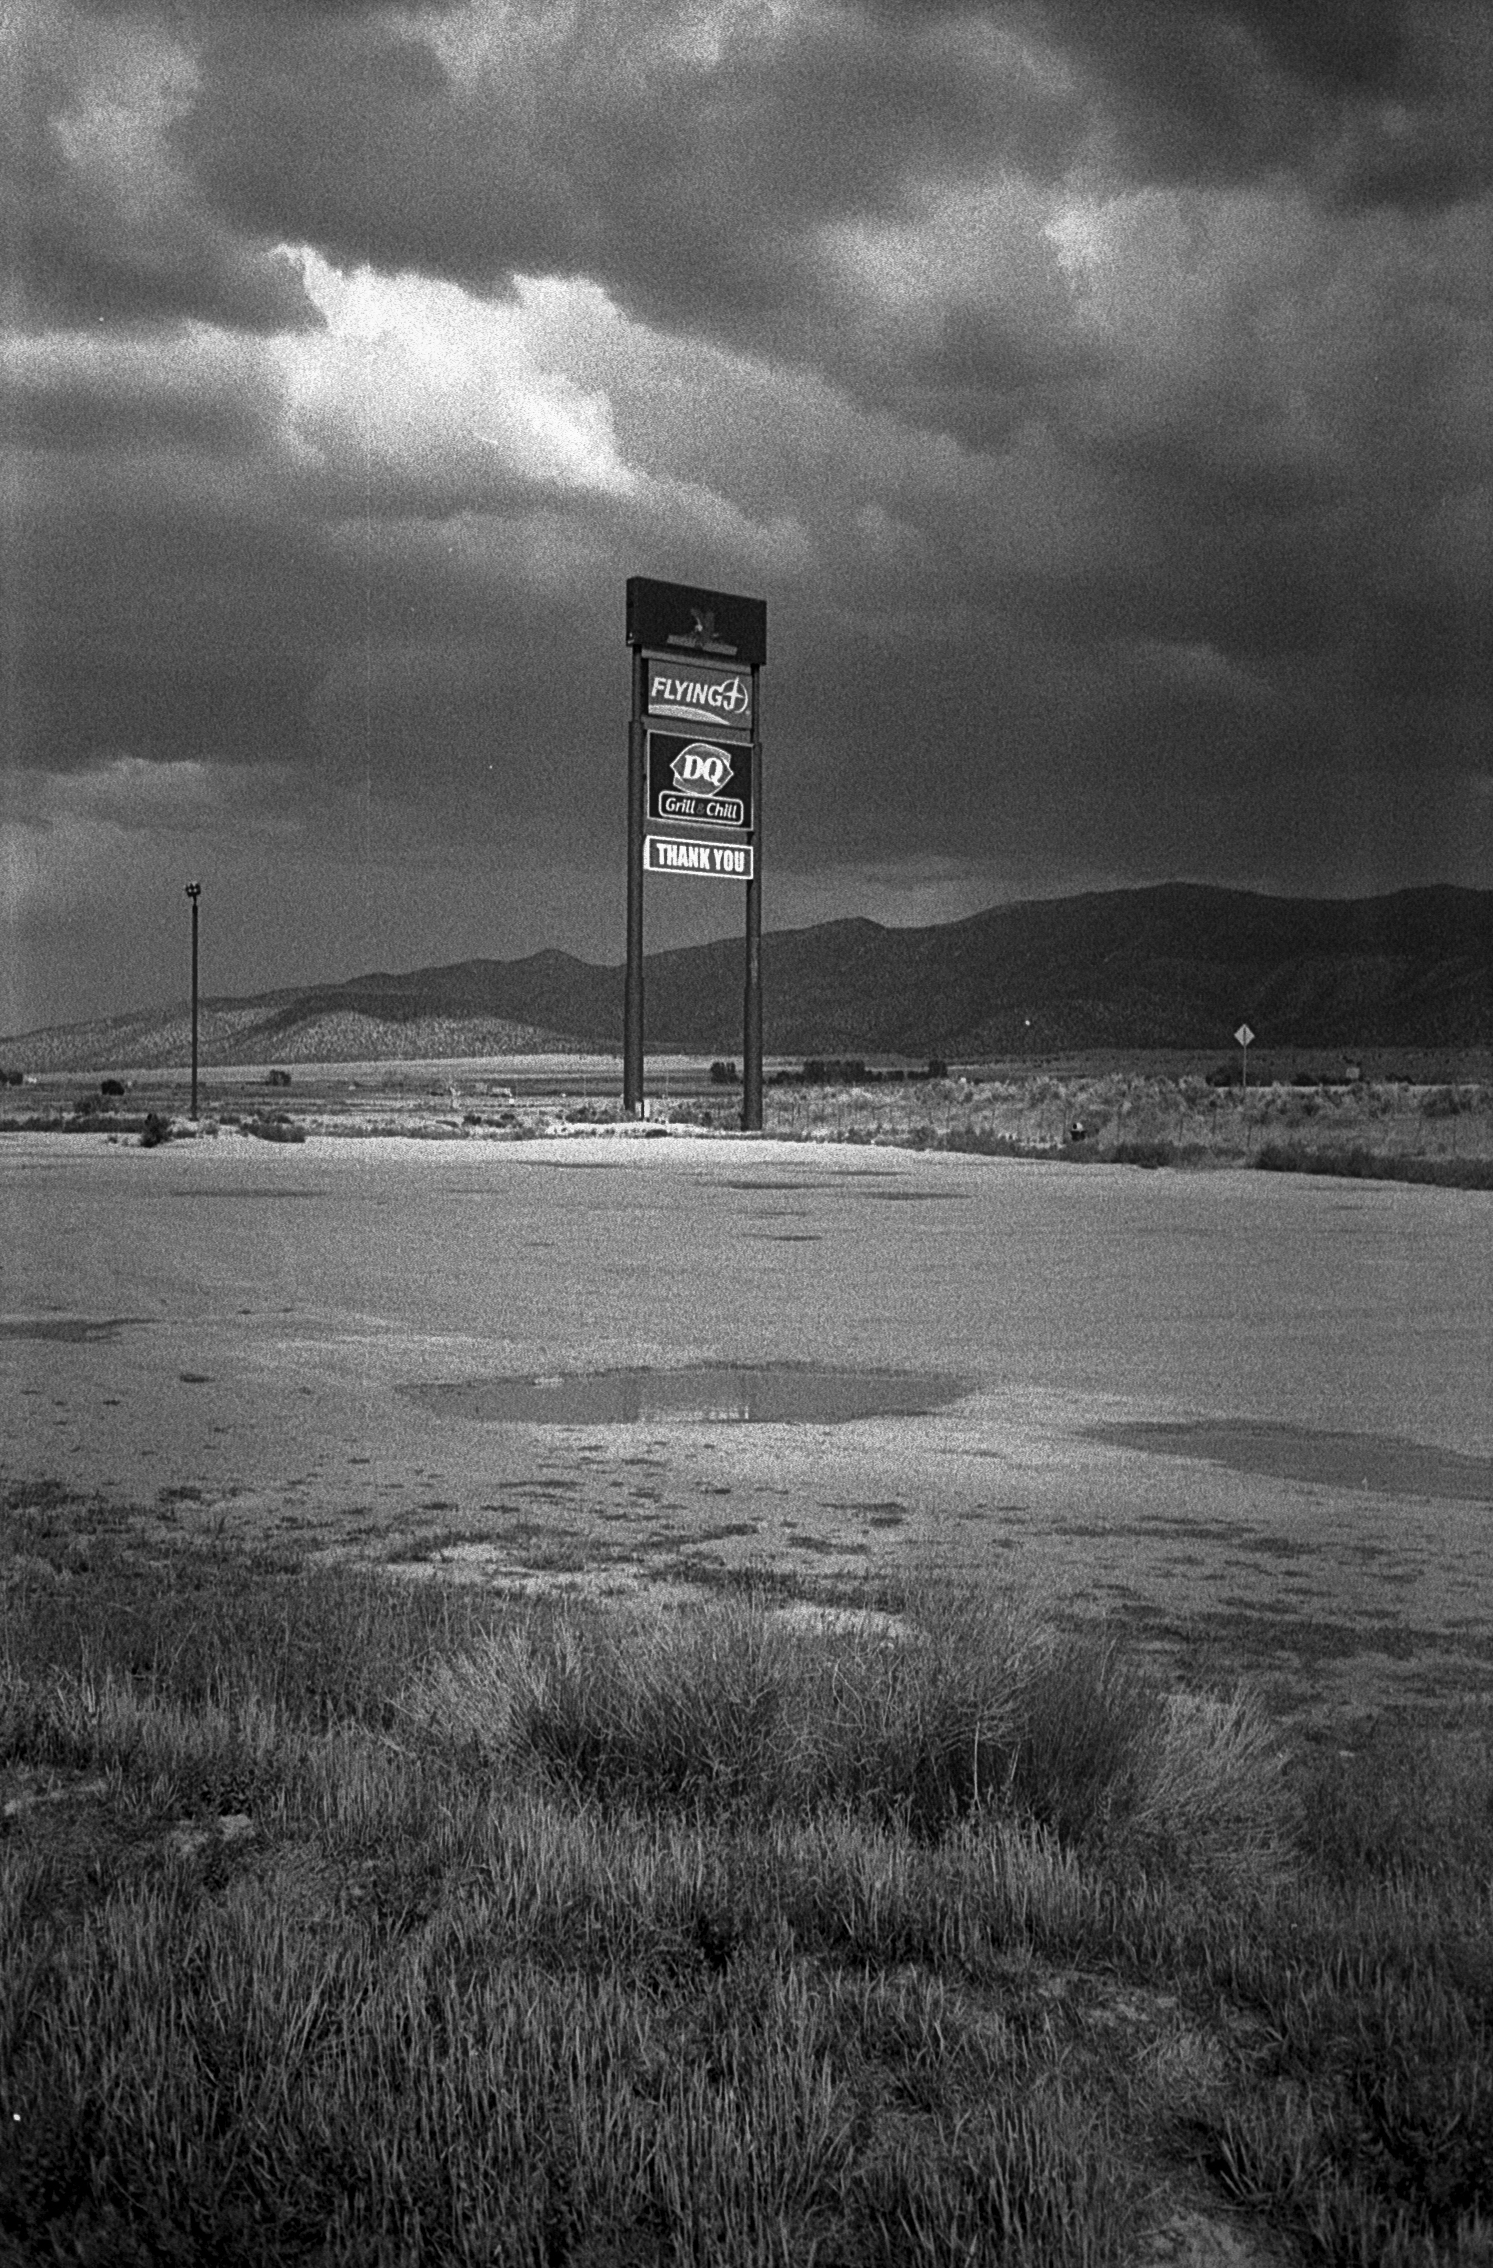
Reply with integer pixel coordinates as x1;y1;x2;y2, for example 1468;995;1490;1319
5;883;1490;1070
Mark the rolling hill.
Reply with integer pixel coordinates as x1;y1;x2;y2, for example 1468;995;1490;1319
4;884;1490;1072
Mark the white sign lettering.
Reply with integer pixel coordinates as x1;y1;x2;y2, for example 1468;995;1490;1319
645;835;755;880
645;664;753;730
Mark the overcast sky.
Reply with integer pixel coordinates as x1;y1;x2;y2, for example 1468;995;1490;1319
3;0;1490;1033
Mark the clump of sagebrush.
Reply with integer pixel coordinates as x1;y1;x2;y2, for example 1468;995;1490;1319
5;1511;1492;2267
398;1572;1293;1886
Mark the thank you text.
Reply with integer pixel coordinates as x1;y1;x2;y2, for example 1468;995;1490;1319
645;835;755;880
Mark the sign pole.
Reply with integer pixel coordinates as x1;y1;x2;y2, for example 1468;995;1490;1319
743;669;762;1131
624;649;645;1116
1235;1022;1254;1096
185;882;201;1119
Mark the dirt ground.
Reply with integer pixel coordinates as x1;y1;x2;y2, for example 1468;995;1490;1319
3;1125;1490;1729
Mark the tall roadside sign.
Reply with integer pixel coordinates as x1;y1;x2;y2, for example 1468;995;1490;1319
625;577;767;1129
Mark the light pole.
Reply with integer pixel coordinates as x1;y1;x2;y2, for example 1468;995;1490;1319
185;883;201;1118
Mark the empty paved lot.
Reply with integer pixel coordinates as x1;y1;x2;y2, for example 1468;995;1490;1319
4;1129;1490;1719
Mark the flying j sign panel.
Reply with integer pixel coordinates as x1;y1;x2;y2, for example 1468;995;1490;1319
643;660;754;733
645;835;755;880
646;732;753;830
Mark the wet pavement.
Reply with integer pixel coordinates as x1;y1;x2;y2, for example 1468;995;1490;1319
3;1127;1490;1723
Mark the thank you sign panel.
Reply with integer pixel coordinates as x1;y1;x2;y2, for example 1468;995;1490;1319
647;731;753;831
645;835;754;879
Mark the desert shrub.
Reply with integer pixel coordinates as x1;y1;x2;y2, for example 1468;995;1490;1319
138;1113;173;1148
1421;1084;1475;1118
802;1059;869;1085
0;1529;497;1732
942;1126;1023;1157
1256;1142;1493;1190
243;1117;307;1145
1107;1138;1174;1168
1294;1716;1493;1887
398;1585;1258;1869
1123;1690;1294;1891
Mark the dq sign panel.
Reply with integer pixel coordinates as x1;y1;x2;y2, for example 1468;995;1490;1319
645;834;755;880
646;731;753;831
644;659;753;733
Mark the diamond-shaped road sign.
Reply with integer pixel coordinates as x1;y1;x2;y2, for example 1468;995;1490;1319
1235;1024;1254;1048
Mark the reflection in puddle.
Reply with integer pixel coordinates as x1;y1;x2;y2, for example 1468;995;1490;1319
403;1364;970;1426
0;1316;144;1343
1090;1419;1493;1503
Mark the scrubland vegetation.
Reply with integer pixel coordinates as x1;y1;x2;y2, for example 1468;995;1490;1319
759;1075;1493;1187
4;1065;1493;1187
4;1487;1491;2264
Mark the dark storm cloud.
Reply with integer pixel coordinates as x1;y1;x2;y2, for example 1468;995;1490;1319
4;0;1489;1036
1029;0;1492;203
172;3;1084;354
2;24;319;333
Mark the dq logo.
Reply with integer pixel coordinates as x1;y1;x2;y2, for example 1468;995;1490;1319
670;742;734;791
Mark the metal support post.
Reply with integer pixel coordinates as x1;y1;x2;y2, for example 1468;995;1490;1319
623;649;645;1116
185;882;201;1118
743;676;762;1131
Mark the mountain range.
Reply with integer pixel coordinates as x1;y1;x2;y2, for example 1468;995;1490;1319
5;885;1490;1072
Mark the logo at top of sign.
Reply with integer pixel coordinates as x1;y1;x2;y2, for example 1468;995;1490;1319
663;605;736;656
670;741;735;792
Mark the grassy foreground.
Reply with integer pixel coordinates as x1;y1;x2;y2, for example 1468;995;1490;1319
3;1493;1491;2266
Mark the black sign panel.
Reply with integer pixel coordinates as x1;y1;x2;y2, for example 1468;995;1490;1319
626;576;767;667
644;658;753;734
647;732;753;831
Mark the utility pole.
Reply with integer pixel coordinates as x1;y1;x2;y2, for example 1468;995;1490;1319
185;883;202;1118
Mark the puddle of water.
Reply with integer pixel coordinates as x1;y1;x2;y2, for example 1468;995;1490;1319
402;1363;970;1427
169;1190;324;1201
0;1317;144;1343
1090;1419;1493;1504
868;1190;972;1203
723;1179;834;1192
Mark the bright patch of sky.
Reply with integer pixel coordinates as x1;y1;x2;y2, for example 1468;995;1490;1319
282;251;638;498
